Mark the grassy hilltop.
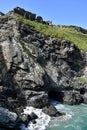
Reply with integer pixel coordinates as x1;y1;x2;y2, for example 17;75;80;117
17;15;87;51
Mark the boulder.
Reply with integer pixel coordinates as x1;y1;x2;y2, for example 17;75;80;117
42;105;65;117
14;7;36;21
27;92;49;108
0;107;18;129
42;105;58;116
14;7;25;16
30;112;38;120
63;91;83;105
24;11;36;21
18;113;31;125
36;16;43;22
28;12;36;21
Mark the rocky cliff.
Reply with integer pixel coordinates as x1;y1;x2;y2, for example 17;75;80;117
0;7;87;129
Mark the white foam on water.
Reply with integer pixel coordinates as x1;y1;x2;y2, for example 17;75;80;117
56;103;74;114
21;106;51;130
49;100;73;122
55;104;65;109
52;113;72;122
61;113;72;121
20;102;74;130
53;103;73;122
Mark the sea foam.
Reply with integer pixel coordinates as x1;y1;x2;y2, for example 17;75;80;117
52;102;73;121
20;106;51;130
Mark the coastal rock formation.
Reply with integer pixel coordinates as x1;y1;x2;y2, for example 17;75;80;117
42;105;65;117
0;107;18;129
0;7;87;108
14;7;36;21
13;7;52;25
0;7;87;129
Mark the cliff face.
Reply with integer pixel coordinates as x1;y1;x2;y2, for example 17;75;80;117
0;7;87;115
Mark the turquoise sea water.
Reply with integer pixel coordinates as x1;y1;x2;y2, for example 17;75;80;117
46;103;87;130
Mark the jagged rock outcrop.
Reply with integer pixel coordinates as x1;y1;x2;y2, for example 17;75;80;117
0;8;87;127
13;7;52;25
0;6;87;130
42;105;65;117
14;7;36;21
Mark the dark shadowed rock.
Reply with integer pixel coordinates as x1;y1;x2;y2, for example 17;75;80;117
30;112;38;120
42;105;65;117
0;12;4;16
18;113;31;125
36;16;43;22
14;7;36;21
14;7;25;16
24;11;36;21
0;107;18;129
0;128;6;130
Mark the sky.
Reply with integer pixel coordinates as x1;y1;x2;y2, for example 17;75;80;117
0;0;87;29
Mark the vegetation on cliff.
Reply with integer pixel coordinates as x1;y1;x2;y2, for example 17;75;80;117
17;15;87;51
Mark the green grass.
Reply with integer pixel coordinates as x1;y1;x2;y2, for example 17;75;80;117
78;77;87;84
17;15;87;51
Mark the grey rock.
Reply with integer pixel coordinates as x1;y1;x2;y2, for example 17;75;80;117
14;7;25;16
36;16;43;22
18;113;31;124
42;105;58;117
14;7;36;21
63;91;83;105
42;105;65;117
0;7;87;117
0;107;18;129
27;92;49;108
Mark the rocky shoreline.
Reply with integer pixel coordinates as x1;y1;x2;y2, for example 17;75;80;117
0;7;87;129
0;105;66;130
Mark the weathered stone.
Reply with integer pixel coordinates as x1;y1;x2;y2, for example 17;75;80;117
0;107;18;129
27;92;49;108
0;8;87;125
42;105;65;117
63;91;83;105
14;7;25;16
42;105;58;117
30;112;38;120
36;16;43;22
18;113;31;124
14;7;36;21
